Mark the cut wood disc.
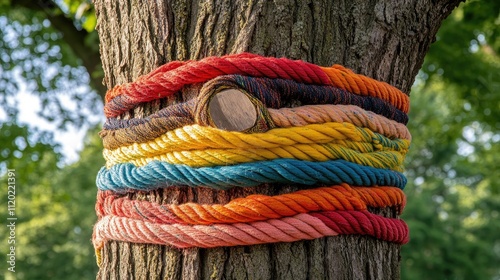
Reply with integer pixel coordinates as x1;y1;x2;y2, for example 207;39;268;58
208;89;257;131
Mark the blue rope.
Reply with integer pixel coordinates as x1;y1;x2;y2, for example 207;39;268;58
97;159;407;192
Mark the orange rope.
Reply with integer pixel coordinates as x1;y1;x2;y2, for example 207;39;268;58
321;65;409;113
96;184;406;225
103;53;409;118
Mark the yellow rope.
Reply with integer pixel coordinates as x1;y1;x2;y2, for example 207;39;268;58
103;122;409;165
105;142;406;171
95;249;102;266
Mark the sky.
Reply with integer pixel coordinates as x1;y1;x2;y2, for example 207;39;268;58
1;73;103;165
17;91;93;163
1;13;104;166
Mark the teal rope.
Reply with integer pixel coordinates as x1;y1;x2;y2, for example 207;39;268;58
96;159;407;192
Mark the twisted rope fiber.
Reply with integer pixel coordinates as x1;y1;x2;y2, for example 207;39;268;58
101;102;410;150
96;184;406;224
104;75;409;130
95;54;412;265
101;76;409;150
102;122;410;167
106;142;406;172
96;159;407;192
269;105;411;140
93;210;409;252
196;75;408;125
104;53;409;117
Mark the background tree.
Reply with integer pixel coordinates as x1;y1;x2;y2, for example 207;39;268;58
0;0;102;130
402;1;500;279
92;0;460;279
0;124;103;279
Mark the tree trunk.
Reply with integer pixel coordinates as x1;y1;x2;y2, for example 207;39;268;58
93;0;461;279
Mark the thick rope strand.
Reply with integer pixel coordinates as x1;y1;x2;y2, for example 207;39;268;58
100;103;410;150
93;213;338;256
102;122;409;165
93;210;409;252
96;184;406;224
106;143;407;172
269;105;411;140
96;159;407;192
104;53;409;117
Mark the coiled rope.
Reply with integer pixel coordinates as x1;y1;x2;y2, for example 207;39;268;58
94;54;411;267
96;184;406;224
102;122;409;167
93;210;409;250
100;75;409;149
100;103;410;150
97;159;408;192
104;54;409;117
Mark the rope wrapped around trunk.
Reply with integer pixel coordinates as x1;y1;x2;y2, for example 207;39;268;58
93;53;411;267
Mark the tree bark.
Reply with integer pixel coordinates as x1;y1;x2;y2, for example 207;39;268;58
93;0;461;279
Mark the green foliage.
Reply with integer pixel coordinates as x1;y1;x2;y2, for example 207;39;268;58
0;126;103;280
401;1;500;278
421;0;500;126
0;3;103;278
0;0;102;129
401;82;500;280
62;0;97;33
0;123;61;175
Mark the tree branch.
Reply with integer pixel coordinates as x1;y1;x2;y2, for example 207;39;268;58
12;0;106;100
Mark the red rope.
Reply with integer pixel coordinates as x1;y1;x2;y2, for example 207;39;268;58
93;210;409;251
104;53;409;117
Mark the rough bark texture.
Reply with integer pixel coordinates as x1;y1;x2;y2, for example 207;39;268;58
93;0;461;279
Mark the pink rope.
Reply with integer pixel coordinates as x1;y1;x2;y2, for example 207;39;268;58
93;213;337;249
93;210;408;251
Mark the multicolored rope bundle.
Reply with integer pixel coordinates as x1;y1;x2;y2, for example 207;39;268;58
93;53;411;266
